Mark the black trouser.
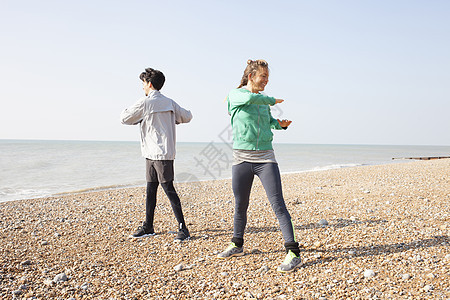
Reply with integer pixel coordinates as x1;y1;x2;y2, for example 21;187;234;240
144;181;187;231
231;162;299;254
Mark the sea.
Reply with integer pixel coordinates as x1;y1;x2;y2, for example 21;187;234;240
1;139;449;203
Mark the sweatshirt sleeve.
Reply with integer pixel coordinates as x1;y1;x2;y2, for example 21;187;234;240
173;101;193;124
120;97;146;125
228;88;276;106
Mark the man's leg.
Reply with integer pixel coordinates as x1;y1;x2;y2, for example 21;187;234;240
130;159;158;238
160;180;188;231
144;182;159;231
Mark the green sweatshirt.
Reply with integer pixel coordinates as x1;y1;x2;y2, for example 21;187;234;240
227;88;283;150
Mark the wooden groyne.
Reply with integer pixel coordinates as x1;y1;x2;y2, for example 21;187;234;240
392;156;450;160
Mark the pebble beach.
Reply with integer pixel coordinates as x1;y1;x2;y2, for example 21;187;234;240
1;159;449;299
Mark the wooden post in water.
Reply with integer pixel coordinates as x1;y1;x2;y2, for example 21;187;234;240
392;156;450;160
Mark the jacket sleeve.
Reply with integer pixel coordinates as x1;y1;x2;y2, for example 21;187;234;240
269;108;283;130
120;98;146;125
173;101;193;124
228;89;276;106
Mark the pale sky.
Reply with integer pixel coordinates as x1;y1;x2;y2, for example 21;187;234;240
1;0;449;145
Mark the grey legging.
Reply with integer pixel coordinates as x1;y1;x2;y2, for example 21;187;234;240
232;162;297;244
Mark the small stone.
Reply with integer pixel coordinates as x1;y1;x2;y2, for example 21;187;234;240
313;241;322;248
258;266;269;273
314;253;322;259
364;269;376;278
80;282;89;290
401;273;411;280
426;273;435;279
349;216;357;222
348;250;356;255
423;285;434;292
174;264;183;272
220;272;228;277
232;282;241;288
54;233;61;237
53;273;68;283
20;260;32;266
347;279;354;284
445;254;450;260
318;219;328;226
244;291;254;298
43;279;54;286
12;290;22;296
41;241;48;245
19;284;28;290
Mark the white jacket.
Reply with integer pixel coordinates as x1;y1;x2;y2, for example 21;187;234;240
121;90;192;160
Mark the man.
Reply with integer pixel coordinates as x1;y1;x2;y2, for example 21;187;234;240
121;67;192;241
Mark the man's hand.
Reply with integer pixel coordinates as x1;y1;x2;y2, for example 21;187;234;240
277;119;292;128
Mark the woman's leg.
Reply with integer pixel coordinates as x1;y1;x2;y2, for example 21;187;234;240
231;162;255;247
255;163;299;254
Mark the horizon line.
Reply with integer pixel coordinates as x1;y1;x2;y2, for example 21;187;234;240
1;138;449;147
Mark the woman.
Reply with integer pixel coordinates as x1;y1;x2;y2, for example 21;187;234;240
217;59;301;273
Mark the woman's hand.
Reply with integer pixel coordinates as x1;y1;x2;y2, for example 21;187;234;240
275;98;284;104
277;119;292;128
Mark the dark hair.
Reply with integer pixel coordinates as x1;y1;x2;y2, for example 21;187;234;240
237;59;269;88
139;68;165;90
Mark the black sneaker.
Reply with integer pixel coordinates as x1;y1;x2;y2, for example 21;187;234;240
130;226;156;238
174;228;190;242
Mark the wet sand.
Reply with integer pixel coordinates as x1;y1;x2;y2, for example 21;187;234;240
1;159;449;299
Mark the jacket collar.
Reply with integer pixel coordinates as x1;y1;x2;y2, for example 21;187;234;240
147;89;161;98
